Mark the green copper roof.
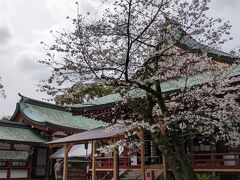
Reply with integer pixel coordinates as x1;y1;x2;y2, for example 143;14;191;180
0;120;46;144
71;93;123;108
18;97;107;130
171;26;238;63
180;37;235;60
71;64;240;108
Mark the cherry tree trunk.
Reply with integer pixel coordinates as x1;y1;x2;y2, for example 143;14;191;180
153;132;197;180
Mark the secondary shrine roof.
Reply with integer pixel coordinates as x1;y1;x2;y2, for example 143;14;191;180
50;143;92;159
47;125;136;145
0;120;46;144
11;96;107;131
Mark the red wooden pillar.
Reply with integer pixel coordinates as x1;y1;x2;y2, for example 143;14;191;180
7;160;12;179
7;144;15;179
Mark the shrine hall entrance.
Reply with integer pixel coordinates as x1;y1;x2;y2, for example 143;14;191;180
32;147;48;178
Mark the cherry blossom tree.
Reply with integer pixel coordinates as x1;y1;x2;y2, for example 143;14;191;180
39;0;240;179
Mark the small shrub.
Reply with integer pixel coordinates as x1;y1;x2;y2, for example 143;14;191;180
197;173;218;180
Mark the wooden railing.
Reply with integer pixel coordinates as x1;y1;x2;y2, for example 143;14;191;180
89;153;240;172
92;156;160;169
189;152;240;171
95;157;136;169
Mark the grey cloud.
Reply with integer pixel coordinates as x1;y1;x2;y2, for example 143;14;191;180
0;26;11;44
208;0;240;51
18;57;40;71
211;0;240;9
79;1;95;14
16;53;50;80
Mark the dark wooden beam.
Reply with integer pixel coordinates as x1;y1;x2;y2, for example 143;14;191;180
113;139;119;180
160;123;168;180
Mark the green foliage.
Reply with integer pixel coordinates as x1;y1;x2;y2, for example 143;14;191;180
197;174;219;180
54;83;115;105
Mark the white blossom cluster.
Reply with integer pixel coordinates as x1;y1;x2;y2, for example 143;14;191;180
162;65;240;145
0;77;5;98
97;138;141;155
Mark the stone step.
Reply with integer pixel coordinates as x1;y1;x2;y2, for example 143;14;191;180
120;169;164;180
120;170;141;180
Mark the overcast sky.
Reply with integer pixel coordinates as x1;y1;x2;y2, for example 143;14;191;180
0;0;240;117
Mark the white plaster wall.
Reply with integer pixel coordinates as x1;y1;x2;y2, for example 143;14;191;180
223;155;238;166
0;170;7;178
0;143;10;150
10;170;28;178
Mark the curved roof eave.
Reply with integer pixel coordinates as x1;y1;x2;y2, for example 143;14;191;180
19;94;69;112
15;95;106;131
18;107;85;132
10;103;21;122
